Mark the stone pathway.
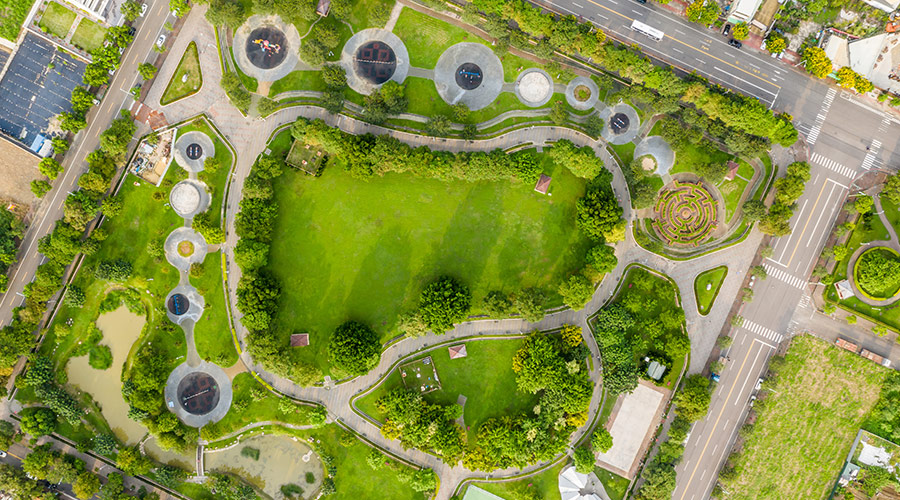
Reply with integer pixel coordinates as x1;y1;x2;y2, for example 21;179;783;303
139;8;777;497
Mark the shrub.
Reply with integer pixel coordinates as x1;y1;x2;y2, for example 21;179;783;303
558;274;594;309
20;407;57;437
573;446;594;473
328;321;381;376
591;427;613;452
240;447;260;460
88;344;113;370
417;277;471;334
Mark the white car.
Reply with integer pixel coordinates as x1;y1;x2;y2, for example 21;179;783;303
140;3;148;17
156;34;166;47
0;450;7;457
755;377;763;391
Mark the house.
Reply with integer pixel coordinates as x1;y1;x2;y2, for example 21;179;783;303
290;333;310;347
316;0;332;16
724;161;740;181
823;31;900;94
448;344;467;359
647;360;666;381
534;174;552;194
727;0;765;25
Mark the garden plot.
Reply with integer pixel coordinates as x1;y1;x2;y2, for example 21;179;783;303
400;356;441;394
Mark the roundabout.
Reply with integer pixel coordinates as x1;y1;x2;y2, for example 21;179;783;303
652;180;718;246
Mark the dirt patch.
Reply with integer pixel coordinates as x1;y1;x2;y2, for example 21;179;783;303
178;240;194;257
641;155;657;172
0;136;40;209
574;84;591;102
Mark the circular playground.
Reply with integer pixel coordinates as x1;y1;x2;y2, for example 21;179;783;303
514;68;553;107
164;284;205;325
433;43;503;111
177;372;221;415
167;293;189;316
173;130;214;173
342;29;410;95
652;180;719;246
164;361;233;427
599;102;641;145
232;15;301;82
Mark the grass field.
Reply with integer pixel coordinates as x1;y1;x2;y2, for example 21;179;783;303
347;0;395;30
0;0;30;42
39;1;76;39
595;467;630;500
161;41;202;105
392;8;490;68
266;145;592;375
192;252;237;366
269;71;327;97
70;17;106;52
475;461;567;499
721;335;887;499
694;266;727;316
717;174;749;223
355;337;537;441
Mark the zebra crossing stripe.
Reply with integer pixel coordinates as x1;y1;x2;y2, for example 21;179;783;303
763;263;807;290
743;319;784;343
808;89;836;146
810;153;855;178
808;127;821;145
861;153;876;170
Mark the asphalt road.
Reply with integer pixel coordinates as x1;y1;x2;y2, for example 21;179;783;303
0;1;174;327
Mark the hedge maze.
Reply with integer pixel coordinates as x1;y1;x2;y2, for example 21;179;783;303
652;181;718;246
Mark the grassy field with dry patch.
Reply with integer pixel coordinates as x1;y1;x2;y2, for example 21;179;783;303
721;334;888;499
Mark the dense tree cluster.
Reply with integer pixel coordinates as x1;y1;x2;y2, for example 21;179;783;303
867;372;900;442
362;81;408;125
464;332;591;470
82;26;134;87
321;64;348;114
221;72;251;113
0;208;24;292
760;162;811;236
856;250;900;298
416;277;471;334
291;118;541;183
378;388;466;463
480;287;547;322
0;463;50;499
836;66;874;94
300;23;341;66
576;178;625;243
328;321;381;376
547;140;606;179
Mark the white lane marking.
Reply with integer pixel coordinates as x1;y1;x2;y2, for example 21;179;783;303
712;66;778;96
810;152;856;178
775;198;808;263
753;337;777;350
806;182;839;247
763;263;806;290
572;1;584;6
743;319;783;343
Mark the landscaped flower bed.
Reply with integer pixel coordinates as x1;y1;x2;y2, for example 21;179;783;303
652;180;718;246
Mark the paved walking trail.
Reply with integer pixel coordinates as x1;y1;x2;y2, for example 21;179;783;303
144;6;770;497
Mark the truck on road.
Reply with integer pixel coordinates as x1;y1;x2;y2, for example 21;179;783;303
835;338;859;353
860;349;892;368
630;20;665;42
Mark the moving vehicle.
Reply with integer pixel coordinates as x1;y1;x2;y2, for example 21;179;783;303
728;39;743;48
861;349;892;367
835;338;859;353
630;20;664;42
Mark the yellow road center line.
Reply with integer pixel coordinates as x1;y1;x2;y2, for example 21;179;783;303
787;180;828;267
580;0;781;89
678;341;759;499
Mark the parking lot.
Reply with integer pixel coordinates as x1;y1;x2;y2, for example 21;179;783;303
0;32;86;147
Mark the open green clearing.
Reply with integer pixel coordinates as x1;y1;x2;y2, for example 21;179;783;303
269;70;326;97
192;253;236;366
208;424;426;500
472;461;566;499
161;41;202;105
720;335;887;499
347;0;395;30
0;0;30;41
694;266;727;315
39;2;76;39
177;118;233;229
594;468;629;500
266;138;592;375
392;8;490;68
355;337;538;441
69;17;106;52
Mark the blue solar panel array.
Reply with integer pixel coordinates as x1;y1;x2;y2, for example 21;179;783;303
0;32;87;147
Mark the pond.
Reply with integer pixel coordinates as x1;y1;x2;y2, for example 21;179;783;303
205;433;323;498
144;437;195;470
66;306;147;444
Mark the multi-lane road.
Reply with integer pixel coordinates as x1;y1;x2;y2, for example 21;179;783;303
0;2;173;327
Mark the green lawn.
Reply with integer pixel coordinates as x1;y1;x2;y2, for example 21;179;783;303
347;0;395;30
180;119;233;229
717;175;748;223
475;461;567;500
200;373;321;441
720;335;887;499
70;17;106;52
266;141;592;375
608;142;635;167
880;195;900;235
269;70;326;97
595;467;630;500
392;8;490;68
39;1;76;39
161;41;202;105
0;0;29;41
192;252;237;366
354;337;537;441
694;266;727;316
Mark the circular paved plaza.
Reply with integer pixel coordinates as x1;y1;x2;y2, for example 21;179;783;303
514;68;553;107
341;29;409;95
164;227;208;271
174;131;215;173
164;284;205;325
600;102;641;145
233;15;301;82
433;43;503;111
565;76;599;111
165;361;232;427
169;179;210;219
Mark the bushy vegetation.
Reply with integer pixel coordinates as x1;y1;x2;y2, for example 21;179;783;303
760;162;811;236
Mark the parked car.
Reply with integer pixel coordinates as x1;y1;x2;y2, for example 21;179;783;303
0;450;7;458
156;34;166;47
127;26;136;37
722;23;732;36
140;3;148;16
728;39;743;48
749;394;757;407
755;377;763;391
635;0;647;4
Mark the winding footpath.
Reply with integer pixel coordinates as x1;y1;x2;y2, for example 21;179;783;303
144;6;772;498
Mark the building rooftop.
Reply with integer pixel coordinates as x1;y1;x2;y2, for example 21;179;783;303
448;344;467;359
290;333;310;347
534;174;552;194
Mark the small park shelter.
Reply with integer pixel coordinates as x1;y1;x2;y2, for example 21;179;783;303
534;174;552;194
448;344;467;359
290;333;310;347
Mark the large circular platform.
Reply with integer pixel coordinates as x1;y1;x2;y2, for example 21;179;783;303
164;361;233;427
164;227;208;271
169;179;210;219
433;43;503;111
341;29;410;95
515;68;554;107
233;15;301;82
164;284;206;325
599;102;641;145
174;131;215;173
564;76;599;111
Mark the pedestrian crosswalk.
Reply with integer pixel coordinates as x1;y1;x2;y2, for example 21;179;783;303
861;139;882;171
807;88;836;146
763;263;807;290
810;152;856;178
743;319;784;344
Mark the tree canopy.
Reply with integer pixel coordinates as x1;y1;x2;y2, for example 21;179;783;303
417;277;471;334
328;321;381;376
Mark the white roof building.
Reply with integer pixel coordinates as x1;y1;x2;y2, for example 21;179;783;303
558;466;610;500
834;279;855;301
824;31;900;94
727;0;765;24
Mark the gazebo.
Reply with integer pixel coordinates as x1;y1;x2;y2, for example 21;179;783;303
534;174;552;194
448;344;467;359
290;333;310;347
558;466;606;500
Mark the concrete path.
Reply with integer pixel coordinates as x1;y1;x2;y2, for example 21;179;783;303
140;10;774;496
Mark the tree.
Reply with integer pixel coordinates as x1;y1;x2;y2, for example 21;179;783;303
856;250;900;297
576;186;623;242
550;99;567;124
92;434;117;455
322;64;347;88
765;34;786;54
573;446;594;474
138;63;157;80
328;321;381;376
741;200;766;222
674;374;711;422
120;0;141;20
732;22;749;40
558;274;594;309
855;77;874;94
39;158;62;180
749;265;767;280
885;175;900;205
20;407;57;437
854;195;874;215
483;291;513;317
740;286;754;302
101;196;123;217
206;0;246;29
425;115;451;136
221;72;251;112
837;66;857;89
549;139;605;179
585;244;617;276
73;471;101;500
95;259;132;281
514;288;545;322
70;87;96;114
116;447;152;475
170;0;190;15
592;427;613;452
52;137;70;155
82;63;110;86
417;277;470;334
31;180;52;198
234;239;269;270
823;302;836;315
803;47;832;79
254;156;284;180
